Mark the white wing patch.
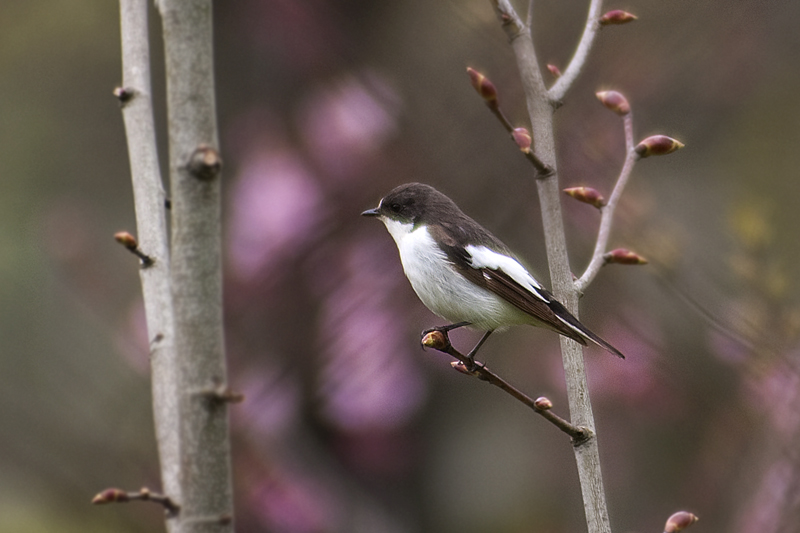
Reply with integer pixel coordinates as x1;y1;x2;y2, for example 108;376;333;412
465;245;548;302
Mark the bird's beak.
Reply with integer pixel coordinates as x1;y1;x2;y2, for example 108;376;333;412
361;207;380;217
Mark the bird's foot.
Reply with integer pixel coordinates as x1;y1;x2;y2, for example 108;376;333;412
421;321;471;337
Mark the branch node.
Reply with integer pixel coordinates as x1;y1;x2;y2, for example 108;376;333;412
113;86;137;106
571;426;594;447
114;231;155;267
187;144;222;180
195;379;245;404
184;513;234;525
92;486;180;517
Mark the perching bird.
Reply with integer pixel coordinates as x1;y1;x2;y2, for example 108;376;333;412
362;182;624;364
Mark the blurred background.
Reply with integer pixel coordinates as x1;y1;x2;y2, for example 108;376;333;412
2;0;800;531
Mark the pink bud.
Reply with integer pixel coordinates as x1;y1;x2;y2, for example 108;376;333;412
546;64;562;78
635;135;684;158
564;187;606;208
596;90;630;116
466;67;498;104
451;361;478;376
599;10;638;26
512;127;532;153
534;397;553;410
92;488;129;505
664;511;699;533
604;248;648;265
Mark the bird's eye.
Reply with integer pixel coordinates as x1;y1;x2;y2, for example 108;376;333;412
389;203;402;212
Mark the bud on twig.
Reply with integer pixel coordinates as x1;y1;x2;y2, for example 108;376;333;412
188;144;222;180
112;86;136;105
114;231;155;267
599;10;638;26
664;511;699;533
635;135;684;158
546;64;562;78
512;127;532;153
451;361;481;376
596;90;630;116
92;487;180;516
466;67;499;107
564;187;606;208
604;248;648;265
92;488;130;504
114;231;138;251
422;330;449;351
534;397;553;410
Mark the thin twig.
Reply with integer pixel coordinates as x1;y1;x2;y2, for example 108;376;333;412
547;0;605;104
92;487;181;517
422;331;591;442
526;0;535;29
575;112;637;293
117;1;182;527
486;105;553;176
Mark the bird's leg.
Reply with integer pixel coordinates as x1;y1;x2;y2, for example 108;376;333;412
464;329;494;371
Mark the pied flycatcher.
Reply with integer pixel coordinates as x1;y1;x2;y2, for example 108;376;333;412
362;182;624;362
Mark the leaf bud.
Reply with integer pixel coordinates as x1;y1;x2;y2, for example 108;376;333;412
114;231;138;251
512;127;532;153
604;248;648;265
599;10;638;25
422;330;448;351
466;67;498;105
596;90;630;116
635;135;684;158
664;511;699;533
451;361;479;376
564;186;606;208
546;64;562;78
534;397;553;410
188;144;222;180
92;488;129;505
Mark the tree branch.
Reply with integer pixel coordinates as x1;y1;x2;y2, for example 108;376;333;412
488;1;612;532
158;0;234;531
422;331;591;442
117;1;181;529
547;0;605;103
93;487;181;517
575;105;637;293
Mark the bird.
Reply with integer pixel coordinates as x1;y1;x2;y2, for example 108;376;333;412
361;182;624;365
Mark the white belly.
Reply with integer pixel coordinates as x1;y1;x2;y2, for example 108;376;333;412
385;222;531;330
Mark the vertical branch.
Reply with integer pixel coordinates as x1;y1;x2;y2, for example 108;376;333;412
491;1;611;532
118;0;181;529
159;0;234;531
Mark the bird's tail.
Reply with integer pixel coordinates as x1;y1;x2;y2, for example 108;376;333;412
548;299;625;359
